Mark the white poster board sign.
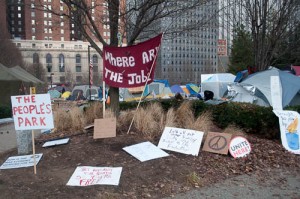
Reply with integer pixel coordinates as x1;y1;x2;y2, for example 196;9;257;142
273;110;300;154
270;76;283;110
229;136;251;158
158;127;204;156
123;141;169;162
67;166;122;186
0;154;43;169
11;94;54;130
42;138;70;147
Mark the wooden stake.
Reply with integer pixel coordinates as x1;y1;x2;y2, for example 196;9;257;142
31;130;37;174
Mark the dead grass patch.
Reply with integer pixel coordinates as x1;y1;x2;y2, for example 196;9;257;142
133;103;165;139
223;124;247;138
191;111;214;141
175;101;195;129
165;108;178;128
84;102;103;125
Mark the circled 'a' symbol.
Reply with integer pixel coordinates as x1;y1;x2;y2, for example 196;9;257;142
208;135;227;151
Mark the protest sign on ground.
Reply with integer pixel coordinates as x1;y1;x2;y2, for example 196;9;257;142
202;132;232;155
229;137;251;158
67;166;122;186
42;138;70;147
158;127;204;156
123;141;169;162
0;154;43;169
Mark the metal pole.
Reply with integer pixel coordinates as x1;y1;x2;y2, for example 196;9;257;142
88;45;91;100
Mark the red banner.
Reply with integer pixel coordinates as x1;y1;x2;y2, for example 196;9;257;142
103;34;162;88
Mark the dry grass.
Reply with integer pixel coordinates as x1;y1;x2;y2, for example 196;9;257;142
174;101;195;129
165;108;178;128
116;110;134;134
54;107;84;132
133;103;165;139
223;124;247;138
191;111;214;141
186;171;203;187
84;102;103;125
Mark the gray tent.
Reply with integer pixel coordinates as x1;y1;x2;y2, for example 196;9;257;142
227;67;300;108
0;64;43;105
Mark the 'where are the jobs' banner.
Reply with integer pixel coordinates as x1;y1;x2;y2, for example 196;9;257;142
103;34;162;88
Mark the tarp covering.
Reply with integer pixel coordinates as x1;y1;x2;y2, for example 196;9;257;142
170;85;184;94
228;67;300;108
186;83;200;96
48;90;61;99
201;73;236;99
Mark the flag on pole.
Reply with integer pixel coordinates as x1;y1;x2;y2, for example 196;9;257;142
89;59;93;86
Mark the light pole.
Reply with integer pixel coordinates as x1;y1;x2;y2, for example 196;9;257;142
88;45;92;100
50;73;54;89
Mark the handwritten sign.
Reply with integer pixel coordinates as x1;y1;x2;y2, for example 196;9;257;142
11;94;54;130
103;34;162;88
42;138;70;147
67;166;122;186
158;127;204;156
123;141;169;162
273;110;300;154
202;132;232;155
0;154;43;169
229;136;251;158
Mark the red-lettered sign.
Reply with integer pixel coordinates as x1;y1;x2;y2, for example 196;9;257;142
103;34;162;88
229;136;251;158
11;94;54;130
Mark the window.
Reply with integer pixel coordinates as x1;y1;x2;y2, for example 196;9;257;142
32;20;35;25
60;29;64;34
59;54;65;72
32;28;35;33
44;13;47;18
32;43;36;48
76;66;81;72
46;53;52;72
61;37;64;41
31;11;35;17
32;36;36;40
92;55;98;72
75;54;81;64
33;53;39;64
18;6;21;11
60;22;64;26
49;21;52;26
18;13;21;18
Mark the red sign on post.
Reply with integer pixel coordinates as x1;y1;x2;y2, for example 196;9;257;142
11;94;54;130
103;34;162;88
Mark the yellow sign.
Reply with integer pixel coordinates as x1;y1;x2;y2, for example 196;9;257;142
30;87;36;94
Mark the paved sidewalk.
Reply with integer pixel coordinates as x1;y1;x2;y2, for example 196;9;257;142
165;169;300;199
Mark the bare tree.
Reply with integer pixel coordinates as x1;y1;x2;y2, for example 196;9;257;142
243;0;298;71
32;0;213;114
0;25;23;67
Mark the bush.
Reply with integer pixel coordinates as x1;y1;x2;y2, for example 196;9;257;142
0;105;12;119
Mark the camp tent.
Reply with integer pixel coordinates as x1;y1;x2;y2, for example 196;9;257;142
186;83;200;97
227;67;300;108
0;64;44;105
170;85;184;94
201;73;236;99
119;79;174;102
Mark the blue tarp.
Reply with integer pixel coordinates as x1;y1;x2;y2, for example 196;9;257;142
171;85;184;94
186;83;200;96
234;70;248;82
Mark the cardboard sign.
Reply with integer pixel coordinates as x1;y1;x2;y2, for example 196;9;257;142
67;166;122;186
202;132;232;155
42;138;70;147
123;141;169;162
11;94;54;130
0;154;43;169
273;110;300;154
229;136;251;158
93;118;116;139
158;127;204;156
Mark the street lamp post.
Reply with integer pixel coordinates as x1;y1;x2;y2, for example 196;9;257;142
50;73;54;89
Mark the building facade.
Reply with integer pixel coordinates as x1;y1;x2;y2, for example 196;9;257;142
2;0;111;86
155;0;219;85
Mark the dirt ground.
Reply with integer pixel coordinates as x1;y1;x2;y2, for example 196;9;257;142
0;129;299;199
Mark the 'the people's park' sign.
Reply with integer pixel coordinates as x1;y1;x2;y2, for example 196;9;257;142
11;94;54;130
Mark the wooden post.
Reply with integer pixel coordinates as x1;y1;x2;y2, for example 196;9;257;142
30;87;37;175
